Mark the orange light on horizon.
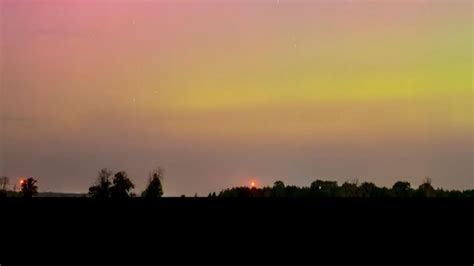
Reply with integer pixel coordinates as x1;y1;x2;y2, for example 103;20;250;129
250;181;257;188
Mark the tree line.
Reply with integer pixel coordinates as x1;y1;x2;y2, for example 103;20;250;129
87;168;164;198
216;178;474;198
1;171;473;198
0;167;164;198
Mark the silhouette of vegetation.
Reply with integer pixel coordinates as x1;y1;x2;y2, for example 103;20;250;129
88;169;135;198
310;180;338;197
217;179;474;198
20;177;38;198
359;182;380;197
1;176;9;190
0;176;9;198
392;181;413;197
1;167;473;198
141;167;164;198
416;178;436;198
88;168;113;198
273;181;286;197
110;171;135;198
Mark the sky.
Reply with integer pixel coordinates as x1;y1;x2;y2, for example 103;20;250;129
0;0;472;195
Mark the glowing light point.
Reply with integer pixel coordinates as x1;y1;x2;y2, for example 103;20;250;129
250;181;256;188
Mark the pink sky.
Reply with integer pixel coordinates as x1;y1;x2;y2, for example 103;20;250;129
1;0;472;194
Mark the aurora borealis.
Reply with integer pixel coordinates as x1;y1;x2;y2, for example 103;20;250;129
0;0;472;195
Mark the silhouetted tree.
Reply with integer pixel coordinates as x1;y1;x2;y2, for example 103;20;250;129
310;180;338;197
273;181;286;197
20;178;38;198
392;181;412;198
273;181;285;188
359;182;379;197
416;178;436;198
142;167;164;198
0;176;9;191
88;168;113;198
0;176;9;198
339;181;359;197
310;180;323;193
110;171;135;198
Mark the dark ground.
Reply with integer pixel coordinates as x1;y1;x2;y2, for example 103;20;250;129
0;198;472;263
